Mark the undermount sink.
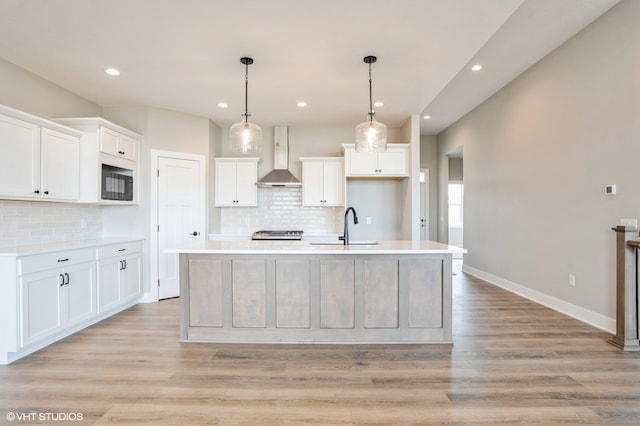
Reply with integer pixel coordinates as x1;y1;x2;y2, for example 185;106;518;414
309;240;379;245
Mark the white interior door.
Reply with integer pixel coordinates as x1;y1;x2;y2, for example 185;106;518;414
157;156;205;299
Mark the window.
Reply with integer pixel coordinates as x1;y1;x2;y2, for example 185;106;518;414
448;183;463;227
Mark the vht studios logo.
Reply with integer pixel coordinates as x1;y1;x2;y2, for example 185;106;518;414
6;412;84;422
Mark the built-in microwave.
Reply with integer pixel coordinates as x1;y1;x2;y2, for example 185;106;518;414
101;163;133;201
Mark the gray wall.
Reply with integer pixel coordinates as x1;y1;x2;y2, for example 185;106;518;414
437;0;640;328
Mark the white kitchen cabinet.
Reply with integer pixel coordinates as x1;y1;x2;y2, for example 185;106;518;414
215;158;258;206
300;157;344;207
18;248;96;347
97;241;142;313
0;238;144;365
99;126;137;161
0;105;81;202
342;143;409;177
53;117;141;204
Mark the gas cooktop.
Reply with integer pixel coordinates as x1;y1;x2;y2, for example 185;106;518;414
251;230;304;240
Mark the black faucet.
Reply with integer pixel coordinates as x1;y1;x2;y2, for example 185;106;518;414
339;207;358;245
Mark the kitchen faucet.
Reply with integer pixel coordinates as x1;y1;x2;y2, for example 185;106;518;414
339;207;358;245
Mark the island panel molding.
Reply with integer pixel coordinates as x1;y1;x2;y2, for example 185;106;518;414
175;240;461;344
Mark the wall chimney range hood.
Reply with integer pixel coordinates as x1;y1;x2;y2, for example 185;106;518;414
257;125;301;187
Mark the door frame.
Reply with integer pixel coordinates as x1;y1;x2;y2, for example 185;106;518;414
149;149;207;302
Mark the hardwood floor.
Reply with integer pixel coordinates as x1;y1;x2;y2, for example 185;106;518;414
2;263;640;425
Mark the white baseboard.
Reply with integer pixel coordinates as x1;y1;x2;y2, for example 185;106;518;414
462;265;615;334
137;292;158;304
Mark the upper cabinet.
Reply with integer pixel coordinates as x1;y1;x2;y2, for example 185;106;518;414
54;117;141;205
342;143;409;178
99;127;137;162
0;105;81;202
300;157;344;207
215;158;259;207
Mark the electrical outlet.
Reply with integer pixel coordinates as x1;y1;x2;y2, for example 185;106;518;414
569;274;576;287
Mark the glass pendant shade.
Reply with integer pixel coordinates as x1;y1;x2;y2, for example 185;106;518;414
355;55;387;153
230;120;262;154
229;57;262;154
355;118;387;153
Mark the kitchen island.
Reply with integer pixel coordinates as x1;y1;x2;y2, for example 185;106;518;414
168;240;464;344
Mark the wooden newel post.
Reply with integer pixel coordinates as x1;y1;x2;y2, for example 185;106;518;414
609;226;640;351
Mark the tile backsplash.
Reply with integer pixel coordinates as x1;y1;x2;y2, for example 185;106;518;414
220;187;342;234
0;200;102;248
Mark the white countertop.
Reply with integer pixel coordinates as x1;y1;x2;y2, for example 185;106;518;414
166;239;466;255
0;236;145;257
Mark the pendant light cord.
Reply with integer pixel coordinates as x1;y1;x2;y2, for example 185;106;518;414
244;61;249;122
369;61;374;122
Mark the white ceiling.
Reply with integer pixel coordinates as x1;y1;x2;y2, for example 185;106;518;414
0;0;620;135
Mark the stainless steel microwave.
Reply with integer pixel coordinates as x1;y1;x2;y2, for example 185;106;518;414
101;163;133;201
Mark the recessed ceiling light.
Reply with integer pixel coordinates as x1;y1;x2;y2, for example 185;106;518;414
105;68;120;76
471;64;482;72
217;102;228;108
423;115;431;120
297;101;307;107
374;101;384;107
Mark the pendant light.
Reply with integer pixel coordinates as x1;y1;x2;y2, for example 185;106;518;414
355;55;387;153
229;57;262;154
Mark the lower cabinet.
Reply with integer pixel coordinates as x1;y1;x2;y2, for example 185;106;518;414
97;242;143;313
0;238;144;364
20;260;96;347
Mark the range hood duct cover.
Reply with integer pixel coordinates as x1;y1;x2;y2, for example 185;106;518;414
257;125;301;187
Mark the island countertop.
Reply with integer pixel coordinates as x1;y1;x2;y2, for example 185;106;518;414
166;239;465;255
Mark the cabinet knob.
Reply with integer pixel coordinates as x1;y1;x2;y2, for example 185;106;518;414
44;190;49;195
34;190;40;194
190;231;200;236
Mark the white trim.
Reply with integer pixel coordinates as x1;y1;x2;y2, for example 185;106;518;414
149;149;207;302
462;264;615;334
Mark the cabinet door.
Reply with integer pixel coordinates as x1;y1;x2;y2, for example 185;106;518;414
0;114;40;199
64;262;96;327
377;147;407;176
20;269;63;347
97;257;121;313
215;161;238;206
301;161;325;206
234;161;257;206
118;133;137;162
321;160;344;206
41;128;79;201
348;150;377;175
99;127;120;157
120;254;142;302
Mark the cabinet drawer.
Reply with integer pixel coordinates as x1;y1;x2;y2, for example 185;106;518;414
19;248;95;275
97;241;142;259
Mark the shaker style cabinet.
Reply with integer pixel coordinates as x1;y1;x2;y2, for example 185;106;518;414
97;241;143;313
0;238;144;364
18;248;96;347
300;157;344;207
214;158;258;206
342;143;409;177
0;106;81;202
99;126;137;162
53;117;141;204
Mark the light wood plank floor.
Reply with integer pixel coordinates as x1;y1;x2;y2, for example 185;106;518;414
2;264;640;425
